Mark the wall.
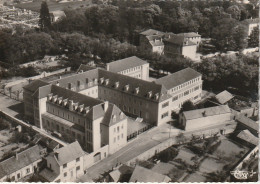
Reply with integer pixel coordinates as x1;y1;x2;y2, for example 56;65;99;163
182;45;197;60
183;113;232;131
92;117;103;152
83;145;109;170
108;118;127;154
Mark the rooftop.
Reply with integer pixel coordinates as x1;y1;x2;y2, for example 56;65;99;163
0;145;42;179
177;32;201;38
237;129;258;146
236;114;259;132
164;35;197;46
155;68;201;90
23;80;49;93
140;29;164;36
107;56;148;73
215;90;234;104
182;105;231;120
101;103;126;127
129;165;171;182
51;141;85;166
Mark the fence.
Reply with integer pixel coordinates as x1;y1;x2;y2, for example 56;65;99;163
127;124;154;141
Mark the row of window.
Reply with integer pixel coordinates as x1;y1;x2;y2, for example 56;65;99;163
171;78;201;92
121;66;141;74
114;134;124;143
162;101;169;108
172;85;201;102
63;166;80;178
114;125;124;133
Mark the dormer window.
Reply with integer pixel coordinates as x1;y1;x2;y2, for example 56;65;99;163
62;99;68;107
155;93;159;100
135;87;140;94
47;93;53;101
105;79;109;85
58;97;63;105
124;84;129;91
119;112;124;119
112;115;116;122
114;82;119;88
100;77;104;84
52;95;58;103
147;91;152;98
85;106;90;114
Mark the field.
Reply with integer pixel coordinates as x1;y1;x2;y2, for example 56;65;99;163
14;1;92;12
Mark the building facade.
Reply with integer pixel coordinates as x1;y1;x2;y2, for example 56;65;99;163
40;141;85;182
106;56;149;81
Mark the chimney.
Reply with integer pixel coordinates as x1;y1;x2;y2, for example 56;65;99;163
103;101;109;112
69;100;73;111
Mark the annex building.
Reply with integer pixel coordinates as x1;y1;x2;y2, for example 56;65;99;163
23;56;202;155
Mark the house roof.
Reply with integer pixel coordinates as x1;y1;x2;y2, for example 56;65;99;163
109;170;121;182
98;69;171;102
177;32;201;38
164;35;197;46
236;114;259;132
155;68;201;90
0;145;42;179
23;80;49;93
215;90;234;104
129;166;171;182
101;103;126;127
50;10;66;18
51;141;85;166
39;168;59;182
182;105;231;120
107;56;148;73
140;29;164;36
237;129;258;146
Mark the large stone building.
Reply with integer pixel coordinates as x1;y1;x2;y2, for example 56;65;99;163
155;67;203;111
106;56;149;81
23;58;202;153
179;105;232;131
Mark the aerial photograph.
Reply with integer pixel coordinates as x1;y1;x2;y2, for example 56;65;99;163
0;0;259;183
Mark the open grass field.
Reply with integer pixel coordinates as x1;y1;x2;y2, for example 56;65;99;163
14;1;92;12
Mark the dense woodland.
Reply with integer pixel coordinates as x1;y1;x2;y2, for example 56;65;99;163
0;0;258;99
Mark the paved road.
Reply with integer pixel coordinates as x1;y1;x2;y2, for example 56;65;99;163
84;121;236;180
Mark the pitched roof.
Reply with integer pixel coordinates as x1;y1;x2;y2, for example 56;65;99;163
164;35;197;46
107;56;148;73
0;145;42;179
39;168;59;182
236;114;259;132
177;32;201;38
51;141;85;166
98;69;171;102
215;90;234;104
129;166;171;182
101;103;126;127
140;29;164;36
155;68;201;90
23;80;49;93
109;170;121;182
182;105;231;120
237;129;258;146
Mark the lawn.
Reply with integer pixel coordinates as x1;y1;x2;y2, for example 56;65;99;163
14;1;92;12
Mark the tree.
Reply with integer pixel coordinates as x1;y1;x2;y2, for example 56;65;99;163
39;1;51;31
248;27;259;48
180;100;196;113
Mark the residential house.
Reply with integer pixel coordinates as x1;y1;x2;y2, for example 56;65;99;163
0;145;44;182
177;32;201;47
179;105;232;131
106;56;149;81
39;141;85;182
50;10;66;22
129;165;171;182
